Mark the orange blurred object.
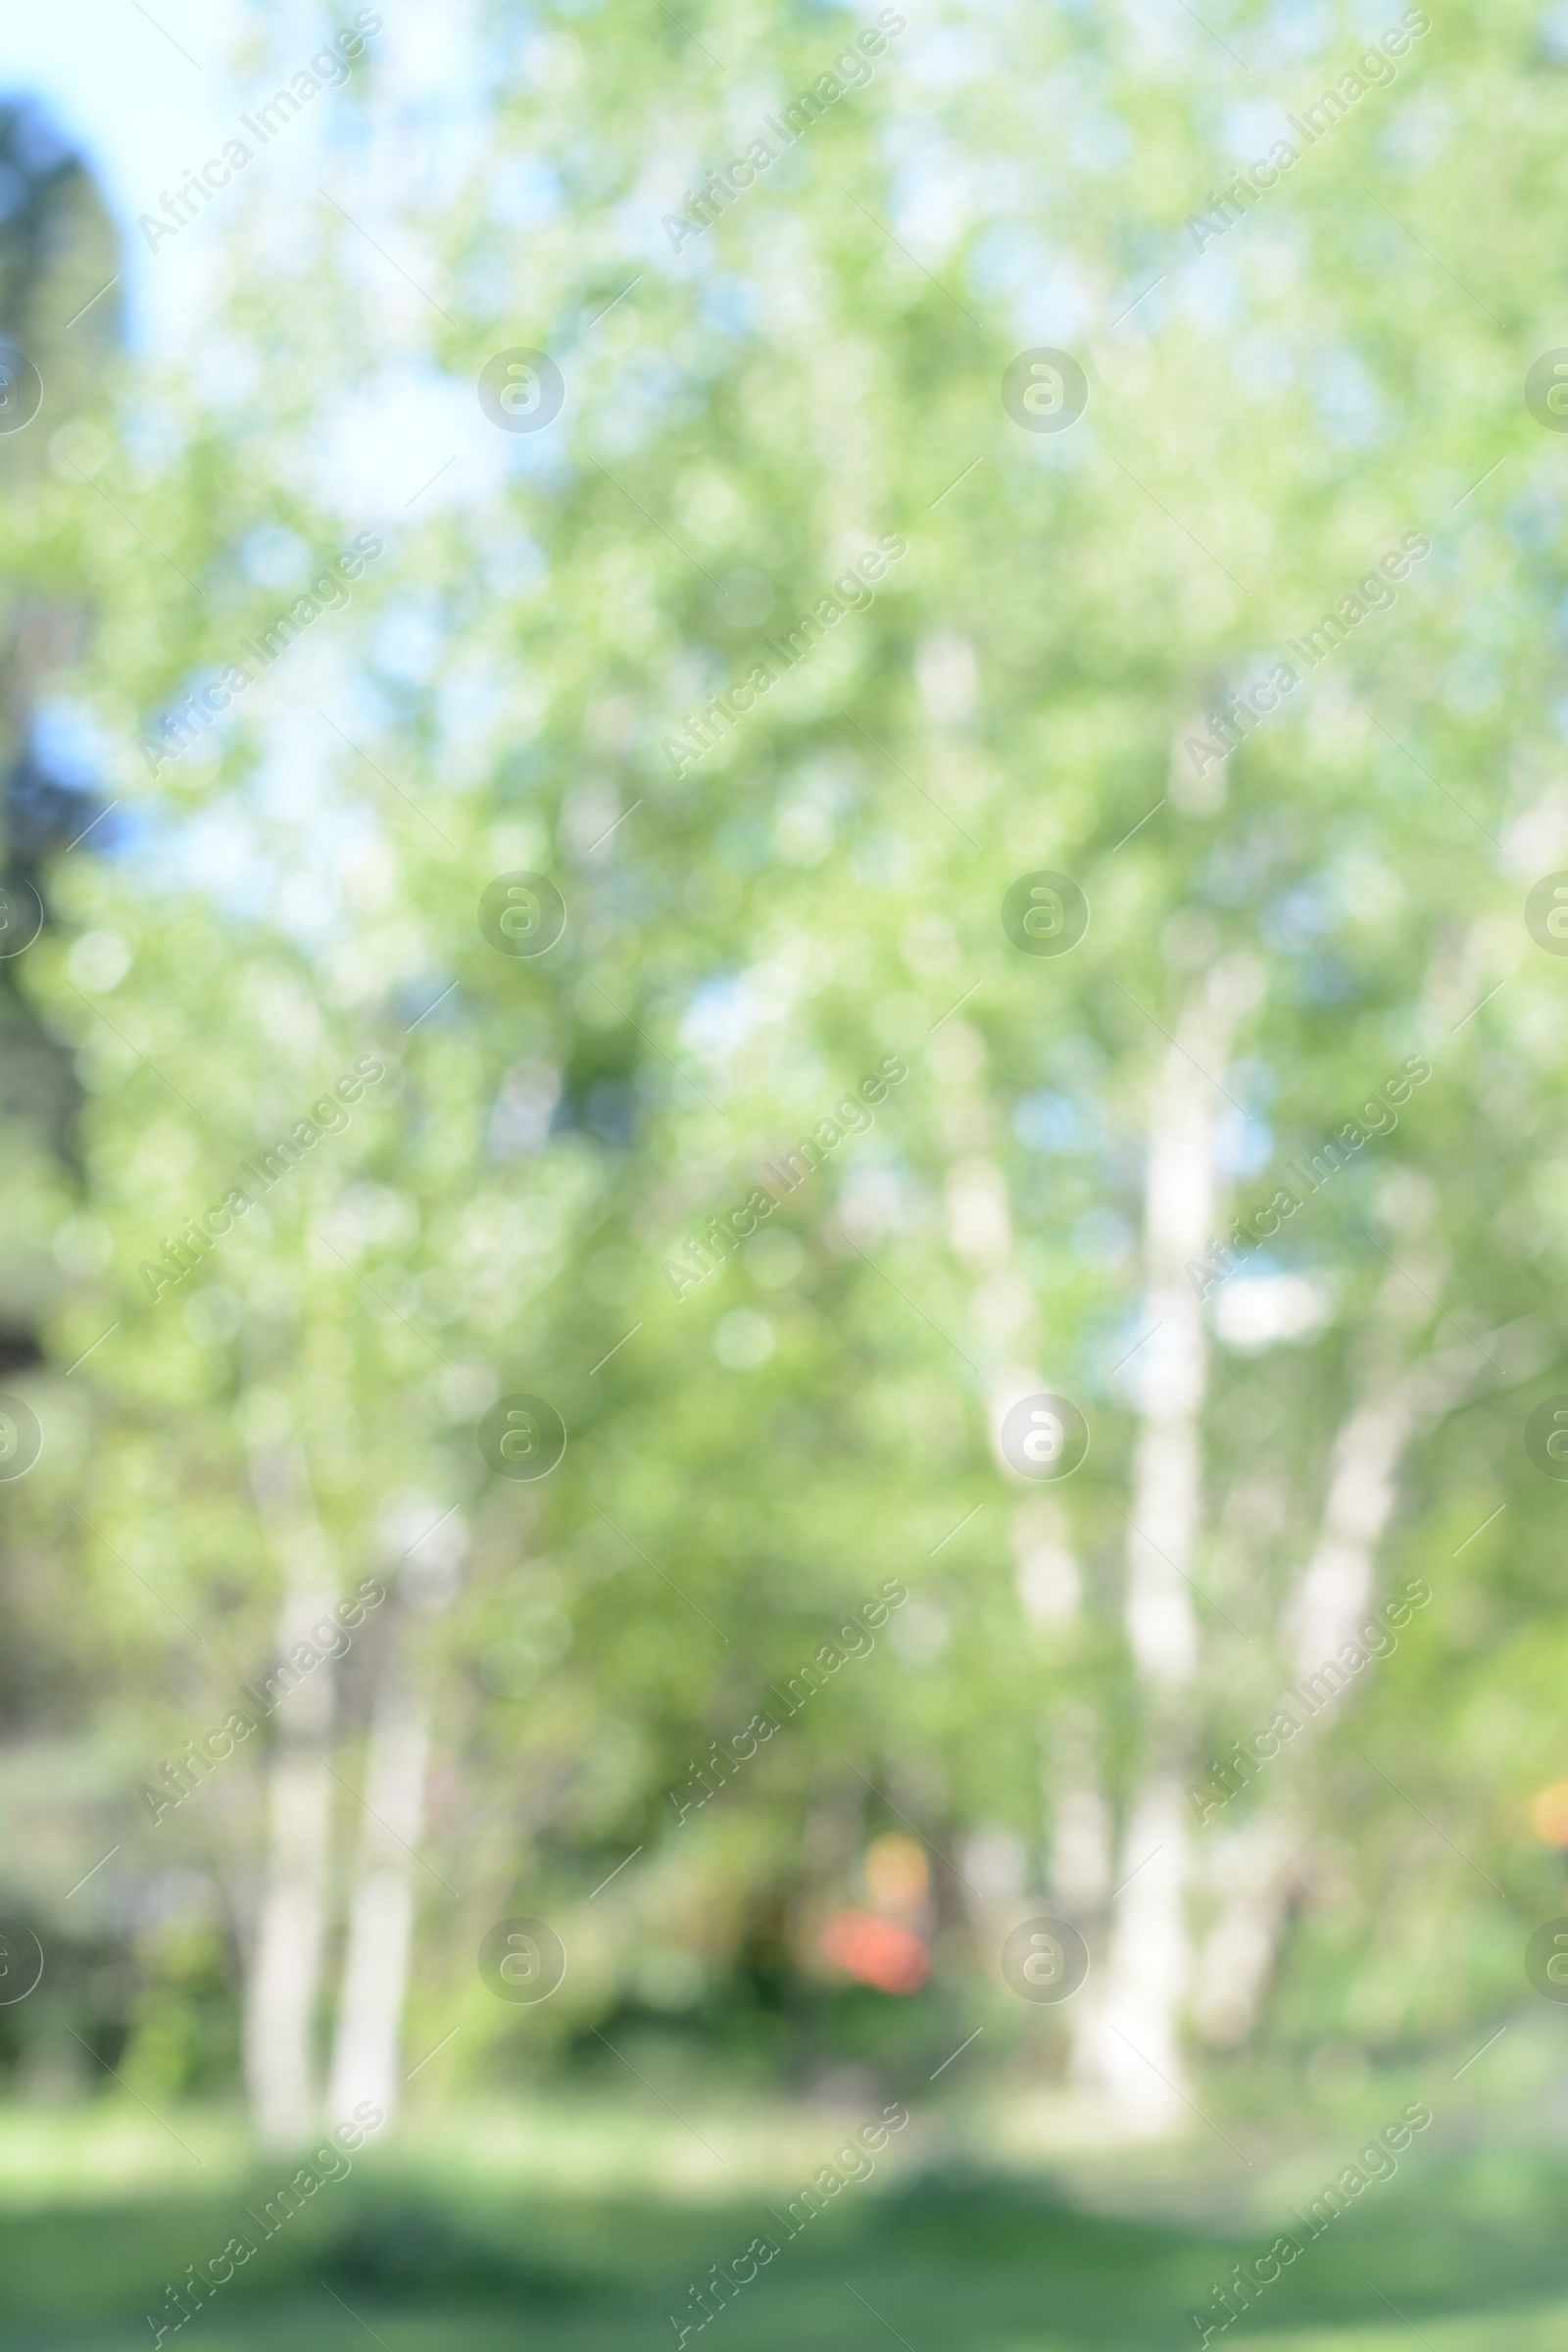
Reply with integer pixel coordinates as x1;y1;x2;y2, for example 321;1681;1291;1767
817;1908;930;1993
1529;1780;1568;1846
863;1832;930;1913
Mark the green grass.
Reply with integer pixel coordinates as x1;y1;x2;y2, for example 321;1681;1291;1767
4;2107;1568;2352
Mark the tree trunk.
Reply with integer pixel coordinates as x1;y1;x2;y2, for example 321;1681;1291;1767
242;1428;340;2150
1011;1505;1113;1918
1071;956;1256;2125
1045;1698;1115;1918
326;1500;465;2130
1284;1332;1472;1675
1189;1812;1302;2048
1192;1313;1493;2047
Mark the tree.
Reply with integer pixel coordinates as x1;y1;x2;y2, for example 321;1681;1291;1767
6;0;1568;2140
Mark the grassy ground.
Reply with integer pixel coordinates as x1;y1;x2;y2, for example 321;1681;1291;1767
3;2087;1568;2352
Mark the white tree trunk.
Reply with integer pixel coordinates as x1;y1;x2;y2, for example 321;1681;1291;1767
1072;956;1256;2125
1285;1336;1473;1678
326;1500;465;2130
1010;1504;1113;1917
242;1429;340;2150
1192;1317;1491;2047
929;1026;1128;2006
1189;1813;1302;2048
1046;1699;1115;1918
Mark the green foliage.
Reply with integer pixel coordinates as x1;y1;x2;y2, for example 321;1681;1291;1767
4;0;1568;2132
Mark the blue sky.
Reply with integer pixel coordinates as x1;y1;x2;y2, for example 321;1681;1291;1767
0;3;485;356
0;0;248;344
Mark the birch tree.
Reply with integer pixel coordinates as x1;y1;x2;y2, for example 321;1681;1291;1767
241;1411;342;2146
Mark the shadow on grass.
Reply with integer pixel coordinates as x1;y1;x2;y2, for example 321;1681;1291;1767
4;2148;1568;2351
